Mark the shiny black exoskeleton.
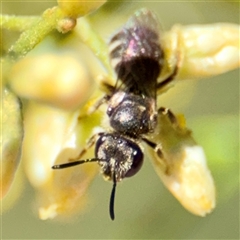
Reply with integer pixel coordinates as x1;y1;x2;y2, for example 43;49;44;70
95;132;144;180
97;8;162;184
107;92;157;136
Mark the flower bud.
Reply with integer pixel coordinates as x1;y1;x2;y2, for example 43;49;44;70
58;0;106;18
9;54;94;110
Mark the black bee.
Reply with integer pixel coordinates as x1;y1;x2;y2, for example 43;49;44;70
52;9;179;220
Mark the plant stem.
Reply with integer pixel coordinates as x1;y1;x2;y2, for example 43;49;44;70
1;15;39;31
8;7;65;59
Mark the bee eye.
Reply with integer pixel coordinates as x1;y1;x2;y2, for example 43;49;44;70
125;144;144;177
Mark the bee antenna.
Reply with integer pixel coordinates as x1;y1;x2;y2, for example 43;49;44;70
52;158;101;169
109;172;117;220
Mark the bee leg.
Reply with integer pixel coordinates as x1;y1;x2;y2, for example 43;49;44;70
86;95;110;115
70;132;103;161
100;80;116;95
156;63;179;91
142;138;170;174
158;107;178;125
142;138;163;158
78;81;115;120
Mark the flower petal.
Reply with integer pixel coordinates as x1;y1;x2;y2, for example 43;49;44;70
162;23;240;80
22;101;100;219
146;113;215;216
1;88;23;199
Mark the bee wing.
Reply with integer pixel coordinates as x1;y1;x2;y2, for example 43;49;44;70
146;113;216;216
109;9;163;97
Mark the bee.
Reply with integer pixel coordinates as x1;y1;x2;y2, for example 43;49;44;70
52;9;215;220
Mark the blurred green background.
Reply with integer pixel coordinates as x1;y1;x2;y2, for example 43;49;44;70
2;1;239;239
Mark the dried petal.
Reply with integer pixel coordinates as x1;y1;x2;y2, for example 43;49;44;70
147;113;215;216
57;17;77;33
1;88;23;199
